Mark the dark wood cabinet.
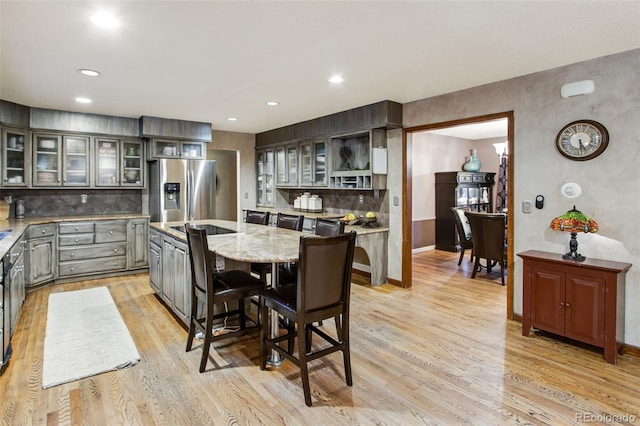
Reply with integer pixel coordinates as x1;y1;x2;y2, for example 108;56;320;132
435;171;495;252
519;250;632;364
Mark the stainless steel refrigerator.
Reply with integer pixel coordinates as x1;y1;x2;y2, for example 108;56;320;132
149;159;216;222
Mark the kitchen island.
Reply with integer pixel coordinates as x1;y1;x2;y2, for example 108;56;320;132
150;219;388;285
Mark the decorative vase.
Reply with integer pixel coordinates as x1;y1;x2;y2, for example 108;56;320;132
462;149;481;172
15;199;25;219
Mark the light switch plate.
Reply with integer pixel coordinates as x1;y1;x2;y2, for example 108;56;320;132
522;200;532;213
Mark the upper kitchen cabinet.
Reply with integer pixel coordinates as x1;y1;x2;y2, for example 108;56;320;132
329;128;387;190
96;138;144;187
33;133;91;187
256;148;275;207
147;138;205;160
299;139;327;187
139;115;211;160
275;144;299;187
32;133;62;186
1;127;30;188
62;135;90;186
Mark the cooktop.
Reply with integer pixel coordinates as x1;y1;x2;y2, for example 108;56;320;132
170;224;236;235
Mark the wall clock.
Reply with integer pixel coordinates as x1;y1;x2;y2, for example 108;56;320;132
556;120;609;161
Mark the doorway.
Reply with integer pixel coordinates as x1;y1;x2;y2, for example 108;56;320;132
402;112;515;318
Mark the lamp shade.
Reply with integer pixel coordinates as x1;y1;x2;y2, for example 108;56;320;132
550;206;598;233
550;206;597;261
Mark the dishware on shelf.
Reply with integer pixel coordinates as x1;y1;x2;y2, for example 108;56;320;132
39;139;56;149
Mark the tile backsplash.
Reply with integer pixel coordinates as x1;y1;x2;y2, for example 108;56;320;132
1;189;142;218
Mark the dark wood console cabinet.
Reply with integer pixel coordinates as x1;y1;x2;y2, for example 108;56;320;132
518;250;632;364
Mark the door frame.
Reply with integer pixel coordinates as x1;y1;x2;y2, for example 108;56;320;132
402;111;515;319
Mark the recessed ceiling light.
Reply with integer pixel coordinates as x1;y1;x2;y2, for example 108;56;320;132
329;75;344;84
75;97;92;104
78;69;100;77
266;101;279;106
90;12;119;28
227;117;238;121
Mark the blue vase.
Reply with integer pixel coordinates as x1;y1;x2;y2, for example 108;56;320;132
463;149;481;172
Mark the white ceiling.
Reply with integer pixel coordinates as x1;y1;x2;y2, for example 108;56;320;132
1;1;639;135
424;118;508;140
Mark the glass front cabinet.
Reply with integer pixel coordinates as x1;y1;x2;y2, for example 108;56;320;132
96;139;144;187
62;135;90;186
148;138;205;160
275;144;298;187
299;139;327;187
33;134;62;186
2;128;30;187
256;149;274;206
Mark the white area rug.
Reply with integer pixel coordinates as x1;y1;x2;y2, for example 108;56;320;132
42;286;140;389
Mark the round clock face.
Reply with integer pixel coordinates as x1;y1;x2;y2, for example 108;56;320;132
556;120;609;161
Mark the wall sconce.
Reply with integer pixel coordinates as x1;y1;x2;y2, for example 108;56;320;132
560;80;595;98
493;142;508;157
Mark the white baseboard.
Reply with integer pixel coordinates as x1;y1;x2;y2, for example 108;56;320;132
412;245;435;254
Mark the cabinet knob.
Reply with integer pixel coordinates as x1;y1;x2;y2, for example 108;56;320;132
565;302;570;308
70;267;74;271
110;231;113;234
113;262;117;266
114;248;118;252
560;302;565;308
75;238;79;242
42;229;46;233
75;226;79;231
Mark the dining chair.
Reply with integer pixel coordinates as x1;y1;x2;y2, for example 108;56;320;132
252;213;305;283
185;224;266;373
259;232;357;406
248;210;273;281
246;209;270;225
278;218;345;285
464;212;507;285
450;207;474;265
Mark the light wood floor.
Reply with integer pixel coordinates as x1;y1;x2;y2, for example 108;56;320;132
1;250;639;425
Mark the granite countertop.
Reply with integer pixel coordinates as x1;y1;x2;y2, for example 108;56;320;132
150;219;388;264
243;207;343;220
0;214;150;256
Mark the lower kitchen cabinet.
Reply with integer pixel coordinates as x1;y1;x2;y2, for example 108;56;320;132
519;250;632;364
25;224;56;288
128;218;149;269
160;235;191;325
9;238;26;335
149;229;162;294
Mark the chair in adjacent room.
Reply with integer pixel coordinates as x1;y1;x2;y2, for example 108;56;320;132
450;207;474;265
259;232;357;406
464;212;507;285
185;224;266;373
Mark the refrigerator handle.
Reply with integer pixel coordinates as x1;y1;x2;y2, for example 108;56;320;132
187;167;194;221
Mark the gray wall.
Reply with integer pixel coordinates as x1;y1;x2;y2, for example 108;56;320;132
399;49;639;345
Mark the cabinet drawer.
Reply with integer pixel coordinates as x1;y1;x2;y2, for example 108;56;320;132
27;224;56;239
59;243;127;262
95;220;127;243
58;256;127;276
150;230;163;247
58;222;95;234
59;234;94;246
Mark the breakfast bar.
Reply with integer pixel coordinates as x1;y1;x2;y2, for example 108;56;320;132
150;219;389;286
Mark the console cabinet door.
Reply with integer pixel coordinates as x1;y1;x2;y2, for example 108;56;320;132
161;239;175;305
530;266;565;336
565;273;605;347
149;243;162;294
171;239;190;323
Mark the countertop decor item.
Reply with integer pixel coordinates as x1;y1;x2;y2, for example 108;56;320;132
15;200;25;219
462;148;481;172
549;205;598;261
556;120;609;161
